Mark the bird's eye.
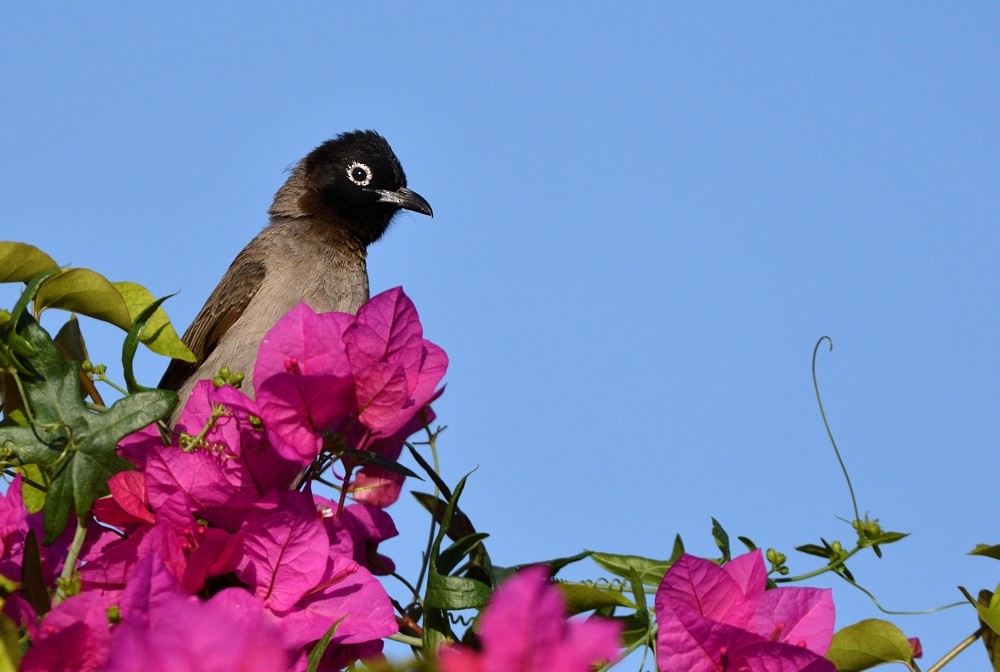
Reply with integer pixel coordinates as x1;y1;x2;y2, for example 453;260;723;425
346;162;373;186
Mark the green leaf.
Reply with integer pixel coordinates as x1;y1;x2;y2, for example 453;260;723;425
711;517;731;562
559;582;635;615
0;320;175;543
305;617;343;672
425;572;491;611
412;489;495;587
960;586;1000;637
8;269;59;337
970;544;1000;560
423;474;492;651
0;607;20;672
53;317;89;363
616;567;653;650
861;531;909;548
796;543;834;559
35;268;133;328
53;317;105;405
616;612;653;651
16;464;46;513
0;242;58;283
122;293;173;393
437;532;490;575
982;590;1000;672
668;534;685;563
112;282;195;361
350;450;421;480
825;619;916;671
490;552;591;581
413;491;475;539
544;550;592;574
589;550;672;587
19;529;50;617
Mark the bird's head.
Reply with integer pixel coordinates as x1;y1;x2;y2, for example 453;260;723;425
302;130;433;246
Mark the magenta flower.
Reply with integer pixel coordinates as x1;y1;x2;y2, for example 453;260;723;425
234;490;397;644
20;589;111;672
0;476;88;589
655;551;836;672
103;552;290;672
342;287;447;437
254;287;447;480
1;289;451;670
438;565;621;672
322;500;399;575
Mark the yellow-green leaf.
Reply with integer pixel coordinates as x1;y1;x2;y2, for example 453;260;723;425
961;586;1000;637
559;582;636;615
826;619;915;671
0;242;59;283
113;281;195;362
34;268;131;328
0;605;20;672
16;464;46;514
971;544;1000;560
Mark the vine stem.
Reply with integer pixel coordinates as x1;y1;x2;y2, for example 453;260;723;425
53;516;88;606
925;625;985;672
773;545;862;583
387;632;423;647
812;337;860;522
598;625;656;671
412;423;442;598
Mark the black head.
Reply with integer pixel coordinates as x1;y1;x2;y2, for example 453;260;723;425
303;130;432;246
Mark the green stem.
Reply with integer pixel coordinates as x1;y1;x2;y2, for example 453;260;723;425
774;545;862;583
413;425;442;597
53;516;88;606
925;625;985;672
387;632;423;648
598;624;656;671
94;373;128;397
390;571;421;604
9;370;37;426
812;337;860;522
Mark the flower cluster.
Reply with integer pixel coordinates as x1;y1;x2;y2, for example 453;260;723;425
1;287;447;671
438;565;622;672
655;550;836;672
0;284;855;672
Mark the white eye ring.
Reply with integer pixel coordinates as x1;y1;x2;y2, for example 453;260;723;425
346;161;373;186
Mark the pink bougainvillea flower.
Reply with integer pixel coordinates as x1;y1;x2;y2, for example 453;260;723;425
275;553;397;651
0;475;27;558
655;550;836;672
233;491;397;651
20;589;112;672
321;500;398;575
254;288;447;472
344;287;448;437
104;552;289;672
253;304;358;463
94;471;155;528
172;380;302;498
236;490;330;612
438;565;621;672
1;290;448;671
0;476;92;588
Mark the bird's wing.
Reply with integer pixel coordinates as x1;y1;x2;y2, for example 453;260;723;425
158;247;265;392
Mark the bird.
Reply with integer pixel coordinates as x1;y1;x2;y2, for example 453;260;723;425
158;130;432;419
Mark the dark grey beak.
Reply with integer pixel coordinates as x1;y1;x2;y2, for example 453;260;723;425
374;187;433;217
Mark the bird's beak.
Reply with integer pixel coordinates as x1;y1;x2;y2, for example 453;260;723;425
374;187;433;217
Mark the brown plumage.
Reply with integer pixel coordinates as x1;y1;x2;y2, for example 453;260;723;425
159;131;432;418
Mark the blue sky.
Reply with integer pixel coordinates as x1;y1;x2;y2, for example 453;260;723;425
2;4;998;667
